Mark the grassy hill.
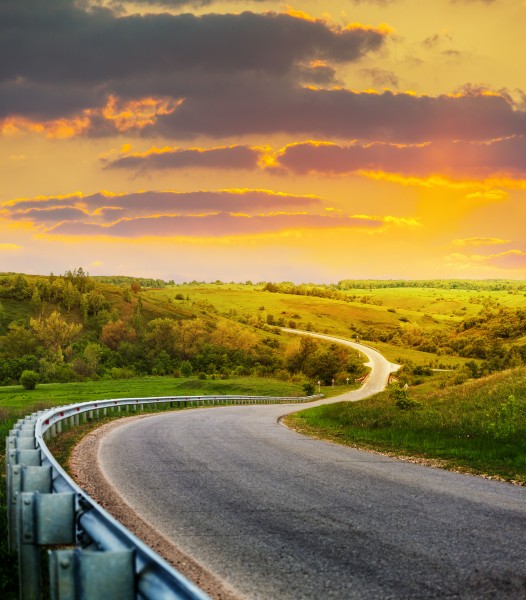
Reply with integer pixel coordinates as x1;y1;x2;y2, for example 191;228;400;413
286;366;526;484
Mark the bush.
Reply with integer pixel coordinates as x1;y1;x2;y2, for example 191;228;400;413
20;370;39;390
303;382;315;396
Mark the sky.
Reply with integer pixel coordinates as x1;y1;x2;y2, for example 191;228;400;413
1;0;526;283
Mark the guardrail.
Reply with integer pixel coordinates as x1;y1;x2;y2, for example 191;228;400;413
5;393;320;600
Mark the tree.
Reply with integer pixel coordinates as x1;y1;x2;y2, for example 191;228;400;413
132;295;143;332
20;370;39;390
62;281;79;312
30;287;44;315
210;322;257;353
101;320;136;351
0;299;7;333
178;318;206;358
143;318;179;357
0;324;37;358
30;311;82;362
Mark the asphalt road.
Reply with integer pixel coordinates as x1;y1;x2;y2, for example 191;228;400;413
98;334;526;599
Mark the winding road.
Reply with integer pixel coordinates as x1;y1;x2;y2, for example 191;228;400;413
96;331;526;599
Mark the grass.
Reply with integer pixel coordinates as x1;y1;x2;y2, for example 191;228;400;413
0;375;309;410
285;367;526;485
0;374;312;599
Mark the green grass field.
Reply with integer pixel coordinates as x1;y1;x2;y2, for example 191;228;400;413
286;367;526;485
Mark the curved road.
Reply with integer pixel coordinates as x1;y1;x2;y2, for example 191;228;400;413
98;332;526;599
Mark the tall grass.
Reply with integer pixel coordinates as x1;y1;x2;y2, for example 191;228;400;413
287;367;526;484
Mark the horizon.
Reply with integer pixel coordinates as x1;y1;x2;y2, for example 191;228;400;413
1;0;526;281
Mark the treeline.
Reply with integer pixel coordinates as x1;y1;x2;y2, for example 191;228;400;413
0;270;111;321
261;281;382;305
92;275;175;288
337;279;526;292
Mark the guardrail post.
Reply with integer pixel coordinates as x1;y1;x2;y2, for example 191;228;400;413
18;491;76;600
48;548;135;600
7;449;42;553
8;465;53;554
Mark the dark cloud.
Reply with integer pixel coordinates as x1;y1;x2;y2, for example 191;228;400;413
8;206;88;224
273;136;526;177
153;87;526;143
0;1;387;119
1;1;519;146
3;189;323;220
359;68;399;88
48;212;383;238
103;145;262;171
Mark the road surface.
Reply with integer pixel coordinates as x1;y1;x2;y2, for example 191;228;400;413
97;333;526;599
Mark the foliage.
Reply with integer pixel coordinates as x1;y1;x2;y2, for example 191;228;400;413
303;382;315;396
20;369;39;390
30;311;82;362
390;385;419;410
487;395;518;439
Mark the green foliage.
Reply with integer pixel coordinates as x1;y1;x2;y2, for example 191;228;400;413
303;382;315;396
390;386;419;410
20;369;39;390
180;360;193;377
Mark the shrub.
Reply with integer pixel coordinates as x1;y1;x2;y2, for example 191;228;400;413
20;370;39;390
303;382;315;396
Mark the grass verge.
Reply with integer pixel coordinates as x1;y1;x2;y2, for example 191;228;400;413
285;367;526;485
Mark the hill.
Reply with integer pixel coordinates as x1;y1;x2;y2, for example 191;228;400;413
0;271;366;388
286;366;526;484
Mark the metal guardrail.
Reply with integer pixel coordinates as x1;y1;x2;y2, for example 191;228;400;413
5;393;320;599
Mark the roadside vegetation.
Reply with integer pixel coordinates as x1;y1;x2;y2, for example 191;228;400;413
286;366;526;485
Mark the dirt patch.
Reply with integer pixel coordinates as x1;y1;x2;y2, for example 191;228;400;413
69;415;244;600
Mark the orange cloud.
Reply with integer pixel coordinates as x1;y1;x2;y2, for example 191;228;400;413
451;237;510;247
0;95;182;139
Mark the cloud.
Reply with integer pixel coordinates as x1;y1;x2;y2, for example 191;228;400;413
0;243;23;251
359;68;399;88
1;189;324;223
103;145;262;171
151;88;526;143
8;207;89;225
451;237;510;247
0;2;388;121
271;136;526;178
2;186;419;240
446;249;526;271
2;1;521;148
48;212;385;238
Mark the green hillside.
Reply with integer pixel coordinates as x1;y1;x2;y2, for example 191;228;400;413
286;366;526;484
0;271;366;389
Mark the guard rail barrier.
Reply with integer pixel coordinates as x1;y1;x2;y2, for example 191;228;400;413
5;393;320;600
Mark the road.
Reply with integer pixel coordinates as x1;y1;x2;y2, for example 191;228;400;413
97;333;526;599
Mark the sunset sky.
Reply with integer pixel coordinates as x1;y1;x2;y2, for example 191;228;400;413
1;0;526;283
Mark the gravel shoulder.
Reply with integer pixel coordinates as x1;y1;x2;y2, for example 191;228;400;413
69;414;244;600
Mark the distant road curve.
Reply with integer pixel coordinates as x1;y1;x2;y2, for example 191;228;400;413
96;331;526;599
280;327;400;401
